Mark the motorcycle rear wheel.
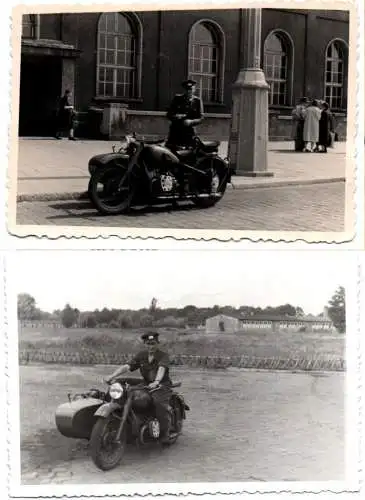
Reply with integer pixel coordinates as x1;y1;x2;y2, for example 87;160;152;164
90;416;127;471
192;161;228;209
89;166;136;215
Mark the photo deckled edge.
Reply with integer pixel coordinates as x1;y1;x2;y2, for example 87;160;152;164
4;249;363;497
4;0;360;243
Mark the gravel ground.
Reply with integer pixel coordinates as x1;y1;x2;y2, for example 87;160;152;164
19;364;345;484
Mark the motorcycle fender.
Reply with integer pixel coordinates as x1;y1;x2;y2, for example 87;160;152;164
173;394;189;419
88;153;129;175
55;397;104;440
213;157;231;184
94;402;121;418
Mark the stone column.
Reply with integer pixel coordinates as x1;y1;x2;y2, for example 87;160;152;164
228;9;273;177
61;58;75;97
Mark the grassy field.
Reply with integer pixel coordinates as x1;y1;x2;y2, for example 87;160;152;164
19;325;345;360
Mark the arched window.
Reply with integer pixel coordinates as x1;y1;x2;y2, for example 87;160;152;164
22;14;36;39
96;12;141;99
325;40;347;110
264;31;292;106
188;21;224;103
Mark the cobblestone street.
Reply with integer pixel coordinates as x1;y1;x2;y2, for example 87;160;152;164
16;182;345;231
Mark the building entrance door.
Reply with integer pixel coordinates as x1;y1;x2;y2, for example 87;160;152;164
18;54;62;137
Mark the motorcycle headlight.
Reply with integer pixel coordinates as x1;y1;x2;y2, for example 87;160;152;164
109;382;124;400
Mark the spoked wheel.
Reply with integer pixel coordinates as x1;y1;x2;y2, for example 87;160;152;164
89;417;126;471
192;159;229;209
89;166;136;215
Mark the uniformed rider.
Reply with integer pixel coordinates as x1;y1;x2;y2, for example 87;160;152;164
166;79;204;151
105;332;173;444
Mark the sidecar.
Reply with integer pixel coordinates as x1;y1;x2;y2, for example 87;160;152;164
55;396;106;440
88;152;130;176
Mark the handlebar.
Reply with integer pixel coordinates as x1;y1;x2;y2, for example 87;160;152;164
105;379;182;390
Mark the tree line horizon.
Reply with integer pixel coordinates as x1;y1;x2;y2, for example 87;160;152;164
17;286;346;333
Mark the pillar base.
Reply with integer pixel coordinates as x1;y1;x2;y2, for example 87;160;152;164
236;171;274;178
100;103;129;139
229;68;272;177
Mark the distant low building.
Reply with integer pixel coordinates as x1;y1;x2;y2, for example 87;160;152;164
205;308;335;334
239;315;334;333
205;314;241;334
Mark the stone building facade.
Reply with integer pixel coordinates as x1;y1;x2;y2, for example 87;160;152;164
19;9;349;140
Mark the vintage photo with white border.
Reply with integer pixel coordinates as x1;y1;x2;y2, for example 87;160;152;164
4;249;362;497
5;0;362;242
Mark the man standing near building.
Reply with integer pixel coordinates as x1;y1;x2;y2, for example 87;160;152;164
166;79;204;150
54;89;76;140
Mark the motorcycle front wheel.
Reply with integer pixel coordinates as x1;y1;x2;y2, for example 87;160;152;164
192;160;228;209
90;416;127;471
89;166;136;215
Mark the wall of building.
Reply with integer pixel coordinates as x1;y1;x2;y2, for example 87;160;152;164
38;13;61;40
22;9;350;140
64;9;349;115
83;107;347;142
239;319;334;333
262;9;349;106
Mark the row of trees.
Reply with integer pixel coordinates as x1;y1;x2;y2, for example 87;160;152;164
17;287;346;333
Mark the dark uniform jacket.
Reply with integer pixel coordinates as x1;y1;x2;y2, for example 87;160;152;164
166;93;204;148
319;110;335;147
129;349;172;385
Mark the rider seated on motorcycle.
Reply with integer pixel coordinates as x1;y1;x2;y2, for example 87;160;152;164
106;331;173;443
166;79;204;152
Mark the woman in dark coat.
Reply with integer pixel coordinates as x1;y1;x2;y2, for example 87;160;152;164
318;102;335;153
291;97;308;151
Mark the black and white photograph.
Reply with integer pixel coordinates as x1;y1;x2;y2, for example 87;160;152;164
5;250;360;497
6;1;358;240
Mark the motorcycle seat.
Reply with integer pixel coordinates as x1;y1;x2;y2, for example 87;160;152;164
200;140;220;153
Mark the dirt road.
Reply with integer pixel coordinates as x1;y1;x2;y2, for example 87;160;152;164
19;364;345;484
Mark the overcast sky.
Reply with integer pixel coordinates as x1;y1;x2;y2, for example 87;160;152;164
13;251;347;315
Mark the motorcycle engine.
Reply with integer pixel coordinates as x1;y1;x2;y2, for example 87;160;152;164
159;172;177;193
139;418;161;444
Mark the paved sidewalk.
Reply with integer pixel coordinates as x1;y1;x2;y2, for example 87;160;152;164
15;137;347;201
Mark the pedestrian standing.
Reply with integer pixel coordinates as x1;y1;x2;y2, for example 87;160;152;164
318;102;335;153
303;99;322;152
291;97;308;151
55;89;76;140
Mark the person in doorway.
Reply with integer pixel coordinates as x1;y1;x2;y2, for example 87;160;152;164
105;331;172;443
318;101;335;153
166;79;204;151
291;97;308;151
55;89;76;140
303;99;322;152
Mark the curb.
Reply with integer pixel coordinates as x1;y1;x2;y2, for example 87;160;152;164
229;176;345;190
16;176;345;203
17;191;90;203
